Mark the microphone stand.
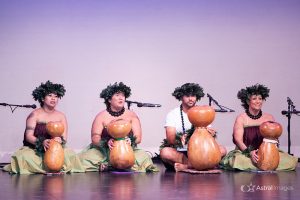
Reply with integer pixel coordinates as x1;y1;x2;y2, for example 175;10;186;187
207;94;235;113
0;103;35;113
282;97;298;155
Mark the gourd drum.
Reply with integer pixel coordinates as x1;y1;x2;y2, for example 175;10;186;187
44;139;65;172
107;119;135;169
187;105;216;127
187;105;221;170
46;121;65;137
44;121;65;172
257;121;282;171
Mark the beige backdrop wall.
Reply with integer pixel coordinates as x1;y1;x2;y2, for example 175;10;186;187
1;0;300;161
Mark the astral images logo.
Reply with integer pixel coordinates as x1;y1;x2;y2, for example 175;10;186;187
241;183;294;192
241;182;256;192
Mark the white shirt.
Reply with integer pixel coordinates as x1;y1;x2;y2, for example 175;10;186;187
164;106;212;133
164;107;192;133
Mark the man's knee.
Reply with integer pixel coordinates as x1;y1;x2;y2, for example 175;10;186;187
160;147;172;160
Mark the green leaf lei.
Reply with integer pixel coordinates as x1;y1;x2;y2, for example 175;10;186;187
159;127;195;150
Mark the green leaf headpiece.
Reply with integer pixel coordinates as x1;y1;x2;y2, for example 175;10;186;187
32;80;66;106
172;83;204;101
237;84;270;110
100;82;131;107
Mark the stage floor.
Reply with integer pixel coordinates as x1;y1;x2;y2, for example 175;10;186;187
0;162;299;200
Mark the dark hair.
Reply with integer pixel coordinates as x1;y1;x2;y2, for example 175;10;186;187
237;84;270;110
172;83;204;101
32;80;66;107
100;82;131;107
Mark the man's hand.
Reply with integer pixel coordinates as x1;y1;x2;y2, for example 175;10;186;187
207;127;217;137
181;134;187;146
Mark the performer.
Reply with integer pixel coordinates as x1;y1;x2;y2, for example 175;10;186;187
3;81;84;174
79;82;158;172
160;83;227;171
220;84;298;171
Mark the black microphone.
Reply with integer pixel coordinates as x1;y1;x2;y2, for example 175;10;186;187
281;110;300;115
137;103;161;108
21;104;37;109
287;97;294;106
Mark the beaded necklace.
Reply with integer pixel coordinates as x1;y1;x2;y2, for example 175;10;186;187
180;104;186;133
246;109;262;120
107;106;125;117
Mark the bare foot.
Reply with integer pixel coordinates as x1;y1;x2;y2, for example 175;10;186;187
174;163;188;172
99;163;108;172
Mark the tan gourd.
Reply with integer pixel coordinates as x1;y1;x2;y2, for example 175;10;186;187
44;121;65;172
187;105;221;170
46;121;65;137
44;139;64;172
187;105;216;127
257;121;282;171
107;119;135;169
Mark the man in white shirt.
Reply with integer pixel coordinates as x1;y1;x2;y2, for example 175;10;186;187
160;83;226;171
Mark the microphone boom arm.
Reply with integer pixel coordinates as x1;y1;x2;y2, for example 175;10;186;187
0;102;36;113
207;94;235;113
125;100;161;109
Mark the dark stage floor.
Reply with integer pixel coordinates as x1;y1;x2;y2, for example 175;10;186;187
0;161;299;200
